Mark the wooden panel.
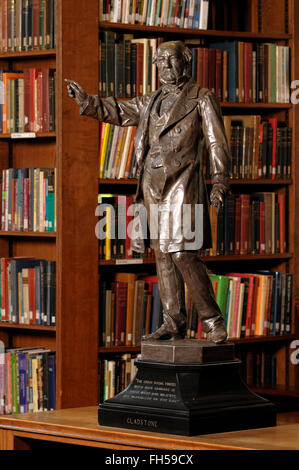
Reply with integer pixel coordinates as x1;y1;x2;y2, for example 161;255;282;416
260;0;287;33
11;331;56;350
12;239;56;261
12;57;56;70
55;1;99;408
12;140;56;168
0;430;14;450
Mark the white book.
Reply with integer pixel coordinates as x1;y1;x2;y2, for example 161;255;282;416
141;0;149;24
148;0;157;26
236;282;245;339
117;126;133;178
199;0;209;29
150;38;157;91
161;0;170;26
113;0;122;22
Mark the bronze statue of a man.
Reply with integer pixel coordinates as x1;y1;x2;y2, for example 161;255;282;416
66;40;230;344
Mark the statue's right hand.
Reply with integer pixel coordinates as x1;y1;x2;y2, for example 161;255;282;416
65;79;87;106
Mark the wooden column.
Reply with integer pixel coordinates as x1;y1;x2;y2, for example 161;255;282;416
55;1;99;408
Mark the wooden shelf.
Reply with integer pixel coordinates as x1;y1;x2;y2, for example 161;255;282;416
0;132;56;139
250;385;299;398
204;253;293;261
220;102;292;109
0;322;56;332
99;258;155;266
0;49;56;59
98;335;295;353
99;178;292;186
99;21;292;40
98;346;141;354
99;254;293;265
230;334;296;345
0;231;56;237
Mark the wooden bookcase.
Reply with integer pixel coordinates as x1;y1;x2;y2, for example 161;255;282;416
97;0;299;401
0;1;100;410
0;0;298;415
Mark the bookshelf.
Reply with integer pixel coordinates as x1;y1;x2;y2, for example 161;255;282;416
0;0;100;411
0;0;298;416
97;0;299;403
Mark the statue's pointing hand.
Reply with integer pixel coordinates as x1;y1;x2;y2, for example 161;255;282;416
65;79;87;106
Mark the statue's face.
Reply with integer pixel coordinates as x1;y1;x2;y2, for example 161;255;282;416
156;44;185;85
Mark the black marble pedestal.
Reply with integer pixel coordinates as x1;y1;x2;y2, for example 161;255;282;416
98;341;276;436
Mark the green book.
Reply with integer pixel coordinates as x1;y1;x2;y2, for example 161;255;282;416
11;353;19;414
209;274;229;318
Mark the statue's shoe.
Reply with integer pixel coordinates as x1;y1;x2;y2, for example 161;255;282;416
142;322;186;341
208;322;228;344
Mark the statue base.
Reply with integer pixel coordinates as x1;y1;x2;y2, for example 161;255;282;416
98;340;276;436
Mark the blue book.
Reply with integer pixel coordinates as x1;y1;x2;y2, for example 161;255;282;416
210;42;238;102
193;0;201;28
18;352;27;413
11;258;45;324
48;353;56;410
35;265;41;325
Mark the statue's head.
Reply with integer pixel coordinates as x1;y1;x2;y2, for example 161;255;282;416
153;41;192;86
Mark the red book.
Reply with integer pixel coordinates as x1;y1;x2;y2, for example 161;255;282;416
125;195;134;259
196;318;203;339
278;192;286;253
226;273;255;338
234;196;241;254
239;194;250;255
197;47;203;87
250;276;260;336
202;48;209;89
244;42;253;103
42;68;50;132
215;49;222;101
208;48;216;94
112;281;128;347
36;69;43;132
115;273;137;346
1;257;12;321
28;267;36;324
24;68;38;132
267;118;278;180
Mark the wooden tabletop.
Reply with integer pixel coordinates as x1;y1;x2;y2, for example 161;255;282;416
0;407;299;450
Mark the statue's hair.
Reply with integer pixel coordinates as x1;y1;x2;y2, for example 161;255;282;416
152;41;192;66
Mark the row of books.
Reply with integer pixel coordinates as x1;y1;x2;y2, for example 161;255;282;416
0;347;56;415
97;194;155;261
208;191;287;257
99;123;137;179
99;33;290;103
0;0;56;53
99;270;292;348
239;350;278;388
98;117;292;183
0;257;56;326
0;168;56;233
97;191;287;260
99;0;210;30
98;353;138;402
201;271;292;339
222;116;291;180
0;68;56;134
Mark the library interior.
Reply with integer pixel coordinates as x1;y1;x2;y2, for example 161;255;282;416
0;0;299;452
